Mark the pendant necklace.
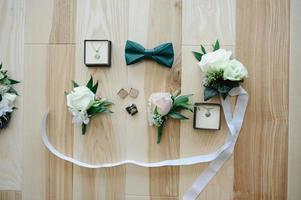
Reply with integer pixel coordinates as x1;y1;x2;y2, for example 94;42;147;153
199;106;214;117
91;42;103;60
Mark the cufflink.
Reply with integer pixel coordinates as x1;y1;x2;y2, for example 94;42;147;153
126;104;138;116
117;88;128;99
129;88;139;98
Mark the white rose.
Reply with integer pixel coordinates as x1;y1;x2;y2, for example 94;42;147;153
67;86;95;111
223;59;248;81
198;49;232;73
0;93;17;116
3;93;17;105
149;93;173;116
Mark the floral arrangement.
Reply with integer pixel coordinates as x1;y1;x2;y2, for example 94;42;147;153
193;40;248;101
148;91;192;144
0;63;19;130
66;76;113;134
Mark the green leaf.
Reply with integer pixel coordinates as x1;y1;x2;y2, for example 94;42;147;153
204;87;218;101
82;124;87;135
7;87;19;95
173;103;193;112
174;94;192;105
192;51;203;61
212;40;220;51
157;122;165;144
201;45;207;54
167;112;189;120
86;76;93;89
8;79;20;85
72;80;79;88
0;63;2;69
91;80;98;94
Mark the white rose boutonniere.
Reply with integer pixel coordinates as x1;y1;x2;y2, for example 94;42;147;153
148;91;192;144
66;76;113;134
193;40;248;100
0;63;20;130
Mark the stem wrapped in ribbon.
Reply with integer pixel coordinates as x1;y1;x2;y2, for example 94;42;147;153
148;91;193;143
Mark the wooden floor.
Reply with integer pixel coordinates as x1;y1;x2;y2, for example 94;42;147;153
0;0;297;199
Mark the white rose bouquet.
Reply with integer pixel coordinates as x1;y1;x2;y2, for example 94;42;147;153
148;91;192;144
0;63;19;130
66;76;113;134
193;40;248;101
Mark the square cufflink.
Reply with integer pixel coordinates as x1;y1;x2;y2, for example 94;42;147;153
117;88;129;99
126;104;138;116
129;88;139;98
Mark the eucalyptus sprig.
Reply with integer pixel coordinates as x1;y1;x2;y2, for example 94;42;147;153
149;91;193;144
66;76;113;134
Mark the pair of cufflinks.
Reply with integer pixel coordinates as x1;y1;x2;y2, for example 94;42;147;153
117;88;139;116
117;88;139;99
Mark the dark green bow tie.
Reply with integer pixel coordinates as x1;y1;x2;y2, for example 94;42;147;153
125;40;174;68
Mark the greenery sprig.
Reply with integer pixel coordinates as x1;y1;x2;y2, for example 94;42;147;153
0;63;20;130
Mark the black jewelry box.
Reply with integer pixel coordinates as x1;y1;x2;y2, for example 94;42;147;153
84;40;111;67
193;103;222;130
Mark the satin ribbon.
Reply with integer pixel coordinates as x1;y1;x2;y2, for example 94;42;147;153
125;40;174;68
40;87;248;199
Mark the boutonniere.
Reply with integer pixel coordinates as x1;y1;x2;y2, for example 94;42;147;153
193;40;248;101
66;76;113;134
148;91;192;144
0;63;20;130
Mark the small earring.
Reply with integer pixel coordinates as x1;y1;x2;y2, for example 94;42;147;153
117;88;128;99
129;88;139;98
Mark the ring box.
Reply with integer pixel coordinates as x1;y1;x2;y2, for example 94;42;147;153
84;40;111;66
193;103;221;130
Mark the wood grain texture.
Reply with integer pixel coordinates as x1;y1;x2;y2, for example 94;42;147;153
0;191;21;200
25;0;76;44
23;45;48;200
235;0;289;199
47;45;75;200
0;0;24;191
182;0;235;45
0;0;294;199
288;0;301;199
179;45;235;200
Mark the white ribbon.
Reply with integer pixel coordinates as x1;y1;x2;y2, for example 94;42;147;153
40;87;248;199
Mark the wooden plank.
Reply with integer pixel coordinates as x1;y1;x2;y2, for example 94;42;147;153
0;0;24;191
235;0;289;199
144;0;182;198
23;45;48;200
179;45;235;200
23;45;75;200
0;191;21;200
25;0;76;44
288;0;301;199
73;0;129;198
47;45;75;200
182;0;235;45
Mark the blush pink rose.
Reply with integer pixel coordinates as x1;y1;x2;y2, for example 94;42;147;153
149;93;173;116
